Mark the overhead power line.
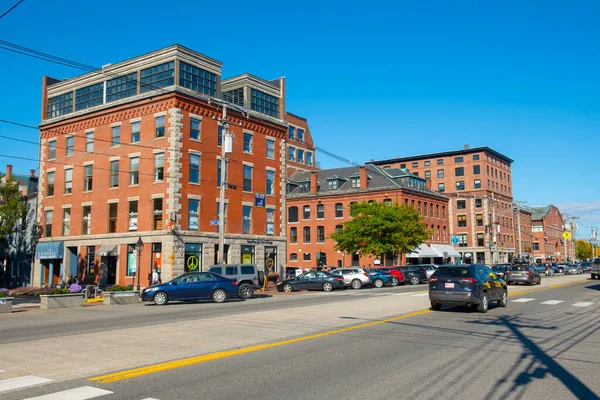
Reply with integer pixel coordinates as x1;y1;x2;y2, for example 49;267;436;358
0;0;24;20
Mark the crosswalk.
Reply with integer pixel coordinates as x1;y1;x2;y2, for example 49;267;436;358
0;370;161;400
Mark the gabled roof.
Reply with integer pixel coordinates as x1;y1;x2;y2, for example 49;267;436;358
530;206;550;221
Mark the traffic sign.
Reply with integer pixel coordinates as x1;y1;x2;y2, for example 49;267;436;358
562;231;571;240
451;236;460;245
210;220;220;226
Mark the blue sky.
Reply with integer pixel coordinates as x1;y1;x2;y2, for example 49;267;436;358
0;0;598;239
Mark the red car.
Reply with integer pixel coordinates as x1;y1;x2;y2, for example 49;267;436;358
376;267;405;286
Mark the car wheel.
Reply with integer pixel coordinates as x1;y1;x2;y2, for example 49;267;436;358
153;291;168;306
431;302;442;311
351;279;363;290
391;277;399;286
238;283;254;299
477;292;489;313
499;290;507;307
282;283;293;293
409;275;420;285
374;279;384;288
322;282;334;292
212;289;227;303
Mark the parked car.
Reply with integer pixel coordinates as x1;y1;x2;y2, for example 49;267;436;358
556;263;568;274
419;264;439;278
141;272;239;305
533;264;547;274
564;264;583;275
376;267;405;286
397;266;429;285
429;264;507;313
580;261;592;272
276;271;345;292
366;270;394;288
208;264;262;299
592;258;600;280
330;268;372;289
506;265;541;286
491;265;510;279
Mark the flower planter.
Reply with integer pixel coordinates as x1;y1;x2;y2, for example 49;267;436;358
40;293;84;310
0;297;13;313
103;291;140;305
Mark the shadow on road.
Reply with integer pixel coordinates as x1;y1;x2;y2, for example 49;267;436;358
584;283;600;292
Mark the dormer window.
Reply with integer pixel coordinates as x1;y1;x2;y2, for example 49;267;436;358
328;180;338;190
298;182;309;193
351;178;360;188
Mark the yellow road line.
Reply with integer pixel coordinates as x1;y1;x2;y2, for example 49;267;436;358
90;309;432;384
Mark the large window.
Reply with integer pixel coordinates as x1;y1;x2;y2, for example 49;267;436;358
106;72;137;102
64;168;73;194
66;136;74;156
82;205;91;235
111;126;120;146
251;88;279;118
85;132;94;152
153;198;163;230
473;165;480;174
475;198;483;208
437;169;444;178
474;179;481;189
189;154;200;183
179;61;216;96
128;201;138;231
190;118;201;140
48;141;56;159
217;159;227;187
289;126;296;140
243;132;253;153
455;157;464;163
155;115;165;138
130;157;139;185
47;92;73;118
44;210;53;237
477;233;485;247
266;170;275;195
297;149;305;164
303;226;311;243
188;199;199;230
266;139;275;158
110;160;119;188
455;167;464;177
335;203;343;218
297;128;305;143
303;205;310;219
141;61;175;93
288;206;298;222
458;233;468;247
317;204;325;219
46;171;55;196
288;147;295;161
84;165;93;191
86;246;96;275
62;208;70;236
243;205;252;234
243;165;252;192
154;153;164;182
457;215;467;228
126;244;136;276
306;152;313;166
108;203;117;233
290;227;297;243
317;226;325;243
218;125;223;146
351;177;360;188
457;200;466;209
76;83;103;111
456;181;465;191
266;208;274;236
131;121;140;143
476;214;483;226
425;170;431;179
438;183;445;192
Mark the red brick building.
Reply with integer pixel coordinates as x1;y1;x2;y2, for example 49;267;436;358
35;45;317;287
286;165;452;268
370;145;515;264
530;205;572;262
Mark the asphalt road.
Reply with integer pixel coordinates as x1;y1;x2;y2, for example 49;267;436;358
3;277;599;400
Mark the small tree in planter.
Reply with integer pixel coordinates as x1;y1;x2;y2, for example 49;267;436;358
0;287;13;313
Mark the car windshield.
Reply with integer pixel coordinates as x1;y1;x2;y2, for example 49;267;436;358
433;268;470;278
510;266;527;271
492;266;505;272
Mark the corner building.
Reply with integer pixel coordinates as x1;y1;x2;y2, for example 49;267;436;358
36;45;317;287
370;146;515;264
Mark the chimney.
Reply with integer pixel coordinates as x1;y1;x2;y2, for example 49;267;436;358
426;179;432;190
360;166;368;190
464;144;469;150
310;171;318;194
5;165;12;181
30;169;36;177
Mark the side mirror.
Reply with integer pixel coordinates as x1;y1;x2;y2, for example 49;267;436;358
171;281;177;286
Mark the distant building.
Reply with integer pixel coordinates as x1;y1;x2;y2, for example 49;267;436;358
369;145;515;264
530;205;571;262
286;164;453;268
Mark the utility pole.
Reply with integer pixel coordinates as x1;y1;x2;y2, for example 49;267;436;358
217;105;233;264
563;217;568;263
571;216;577;262
491;192;496;264
515;203;522;259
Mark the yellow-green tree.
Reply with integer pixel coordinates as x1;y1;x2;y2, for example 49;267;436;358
575;240;592;260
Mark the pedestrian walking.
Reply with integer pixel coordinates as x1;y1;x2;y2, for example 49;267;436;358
152;269;159;286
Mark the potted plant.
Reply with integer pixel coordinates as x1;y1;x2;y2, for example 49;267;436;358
0;288;12;314
103;284;139;305
40;284;84;310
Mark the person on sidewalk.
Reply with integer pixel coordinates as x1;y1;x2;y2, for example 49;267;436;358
151;269;159;286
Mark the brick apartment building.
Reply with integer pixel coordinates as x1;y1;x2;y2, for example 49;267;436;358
530;205;572;262
35;44;317;287
286;164;454;268
369;146;516;264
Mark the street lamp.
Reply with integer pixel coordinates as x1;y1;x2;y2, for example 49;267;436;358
135;236;144;291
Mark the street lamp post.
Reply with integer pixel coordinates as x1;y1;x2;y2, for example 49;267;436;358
135;236;144;291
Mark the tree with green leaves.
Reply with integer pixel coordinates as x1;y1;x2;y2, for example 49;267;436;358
575;240;592;261
0;178;26;240
330;201;430;263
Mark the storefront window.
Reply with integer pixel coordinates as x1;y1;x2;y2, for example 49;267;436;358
241;245;255;264
86;246;96;275
188;199;199;230
152;243;162;279
184;243;202;272
265;246;277;275
126;244;136;276
266;208;275;236
129;200;138;231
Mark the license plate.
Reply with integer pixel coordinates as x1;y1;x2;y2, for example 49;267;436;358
513;273;522;276
445;283;455;288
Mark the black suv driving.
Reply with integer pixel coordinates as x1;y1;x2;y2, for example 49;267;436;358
429;264;508;313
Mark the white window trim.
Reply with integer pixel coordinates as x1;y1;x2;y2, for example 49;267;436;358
153;149;165;154
266;205;276;210
110;122;122;127
266;166;276;172
154;111;167;117
83;161;94;166
188;149;202;156
188;194;202;200
127;196;140;201
84;128;95;133
107;199;119;204
130;117;142;123
151;193;165;199
243;161;254;167
81;201;93;206
109;156;120;161
242;201;253;207
61;204;71;209
129;152;141;158
44;206;54;211
46;167;56;173
190;113;203;120
64;165;74;170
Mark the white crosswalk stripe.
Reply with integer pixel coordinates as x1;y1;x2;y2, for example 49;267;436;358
540;300;564;305
512;298;535;303
572;302;594;307
0;376;53;394
410;293;429;297
22;386;113;400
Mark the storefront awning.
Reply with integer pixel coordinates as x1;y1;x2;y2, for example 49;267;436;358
36;241;64;259
97;245;118;257
406;244;438;258
430;244;461;258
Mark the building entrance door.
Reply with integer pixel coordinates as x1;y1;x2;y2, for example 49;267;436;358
106;257;117;285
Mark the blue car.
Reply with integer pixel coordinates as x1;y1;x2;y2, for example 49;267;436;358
141;272;239;305
367;270;393;288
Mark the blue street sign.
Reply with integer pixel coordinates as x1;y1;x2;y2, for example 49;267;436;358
255;193;266;207
451;236;460;245
210;220;220;226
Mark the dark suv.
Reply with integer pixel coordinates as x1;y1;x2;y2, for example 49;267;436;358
397;266;428;285
429;264;508;313
208;264;262;299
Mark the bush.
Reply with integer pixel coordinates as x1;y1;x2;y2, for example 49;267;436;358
68;284;82;293
106;284;134;292
0;288;9;298
47;288;69;295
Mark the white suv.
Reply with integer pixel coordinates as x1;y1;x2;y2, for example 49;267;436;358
330;268;371;289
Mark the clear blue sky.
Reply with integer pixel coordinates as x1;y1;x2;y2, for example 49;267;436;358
0;0;598;239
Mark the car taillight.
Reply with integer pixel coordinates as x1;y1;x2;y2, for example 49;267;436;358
429;277;439;282
460;277;477;283
364;273;369;277
336;277;344;281
232;281;237;285
526;271;530;275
